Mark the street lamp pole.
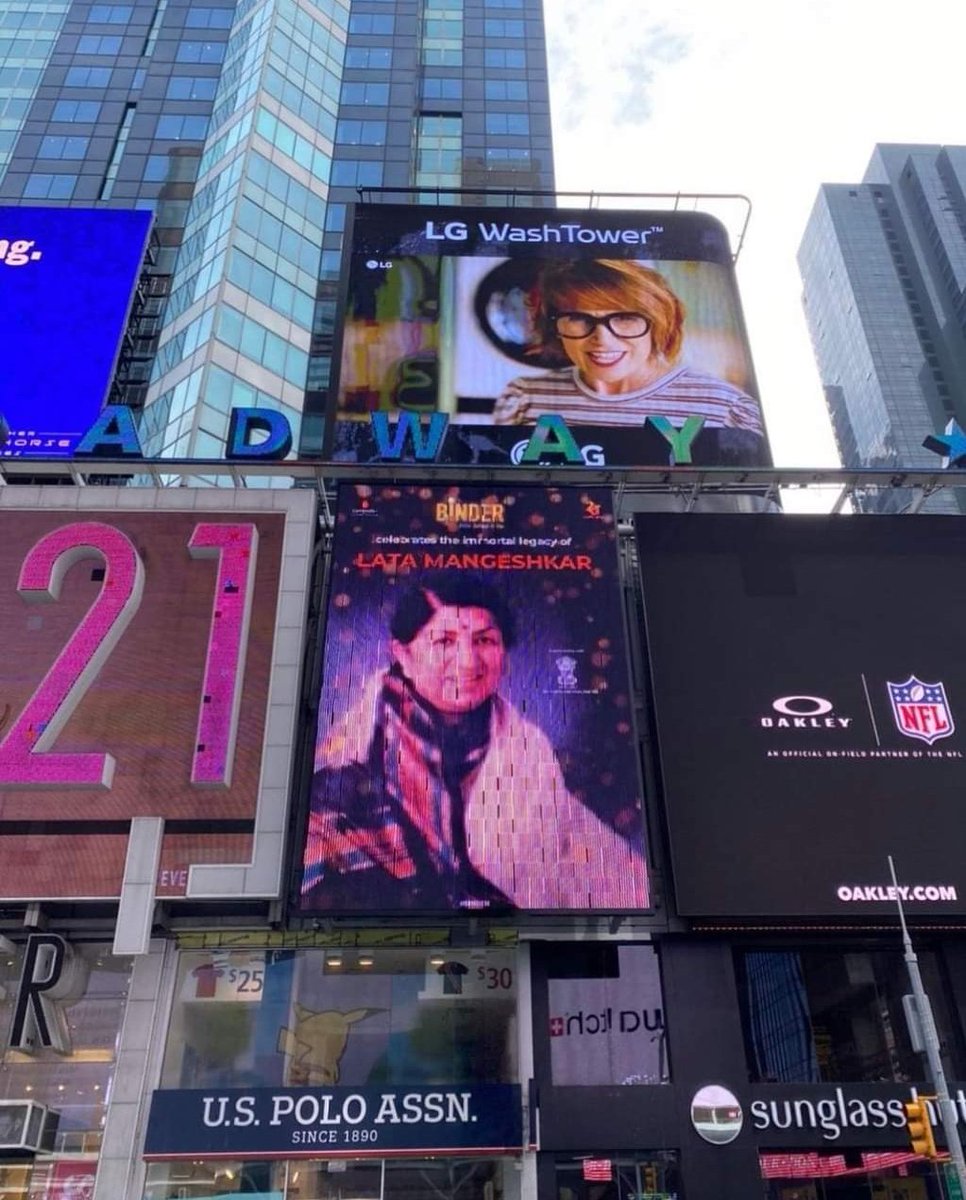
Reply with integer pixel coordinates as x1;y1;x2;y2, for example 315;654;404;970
888;855;966;1194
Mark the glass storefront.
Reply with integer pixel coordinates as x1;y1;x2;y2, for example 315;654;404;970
145;946;524;1200
144;1155;514;1200
760;1151;950;1199
555;1154;680;1200
737;948;962;1085
0;941;132;1200
160;946;518;1090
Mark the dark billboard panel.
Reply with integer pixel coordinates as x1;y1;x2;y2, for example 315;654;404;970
0;206;151;458
299;484;649;913
0;490;313;900
327;204;770;469
636;514;966;917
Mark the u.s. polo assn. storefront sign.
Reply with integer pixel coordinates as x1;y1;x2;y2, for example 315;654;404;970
143;1084;524;1159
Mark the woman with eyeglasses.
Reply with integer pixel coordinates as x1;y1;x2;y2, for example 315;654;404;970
493;258;764;436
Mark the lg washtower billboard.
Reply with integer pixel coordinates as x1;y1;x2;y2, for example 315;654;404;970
299;484;649;913
326;204;770;470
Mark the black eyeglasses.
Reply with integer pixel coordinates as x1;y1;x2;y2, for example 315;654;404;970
553;311;652;339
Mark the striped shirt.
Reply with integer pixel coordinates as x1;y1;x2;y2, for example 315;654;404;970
493;364;764;435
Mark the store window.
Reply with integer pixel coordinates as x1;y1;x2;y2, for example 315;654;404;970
555;1154;680;1200
737;947;962;1084
160;946;519;1090
760;1150;945;1199
145;1154;512;1200
0;943;132;1200
546;945;667;1086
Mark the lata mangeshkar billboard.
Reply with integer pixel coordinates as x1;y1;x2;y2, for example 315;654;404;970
325;204;770;469
298;484;650;914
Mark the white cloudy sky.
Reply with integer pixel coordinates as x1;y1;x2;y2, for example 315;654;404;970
544;0;966;474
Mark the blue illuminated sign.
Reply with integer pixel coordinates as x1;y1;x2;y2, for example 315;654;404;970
0;206;152;458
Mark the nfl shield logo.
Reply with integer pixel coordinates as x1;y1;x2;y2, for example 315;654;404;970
887;676;955;745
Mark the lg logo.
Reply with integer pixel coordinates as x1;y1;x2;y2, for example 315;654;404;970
761;694;852;729
510;439;605;466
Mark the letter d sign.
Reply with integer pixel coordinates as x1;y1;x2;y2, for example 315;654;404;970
10;935;76;1054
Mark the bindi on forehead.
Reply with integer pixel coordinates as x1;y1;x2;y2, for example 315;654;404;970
425;605;498;635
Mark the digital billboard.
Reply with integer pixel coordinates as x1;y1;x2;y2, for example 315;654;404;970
0;206;152;458
0;488;314;900
636;514;966;917
326;203;770;470
298;484;649;913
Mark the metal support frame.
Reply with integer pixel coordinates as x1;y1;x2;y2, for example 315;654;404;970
2;458;964;521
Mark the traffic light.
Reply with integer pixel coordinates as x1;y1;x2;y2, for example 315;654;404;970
904;1097;937;1159
642;1164;659;1194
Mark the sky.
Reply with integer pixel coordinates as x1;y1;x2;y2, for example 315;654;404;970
543;0;966;478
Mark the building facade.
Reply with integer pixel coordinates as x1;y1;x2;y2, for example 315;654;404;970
0;0;554;456
798;143;966;512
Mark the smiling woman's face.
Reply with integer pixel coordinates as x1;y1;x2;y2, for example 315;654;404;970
558;307;658;395
392;604;506;713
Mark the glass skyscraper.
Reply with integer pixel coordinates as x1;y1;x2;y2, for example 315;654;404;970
0;0;554;457
798;143;966;512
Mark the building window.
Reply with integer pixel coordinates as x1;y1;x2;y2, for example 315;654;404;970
160;947;519;1089
88;4;134;21
484;47;525;68
348;11;394;33
142;0;166;56
38;134;90;159
77;33;122;53
64;65;112;85
0;945;133;1193
51;99;102;121
737;947;963;1084
184;7;234;28
335;119;387;146
416;113;461;190
423;0;461;66
484;18;524;36
175;40;225;63
330;159;384;186
344;46;391;67
99;102;136;199
423;77;461;100
165;76;219;100
156;113;210;140
484;112;529;136
484;79;526;100
554;1156;680;1200
485;146;531;166
340;81;389;105
22;173;77;199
